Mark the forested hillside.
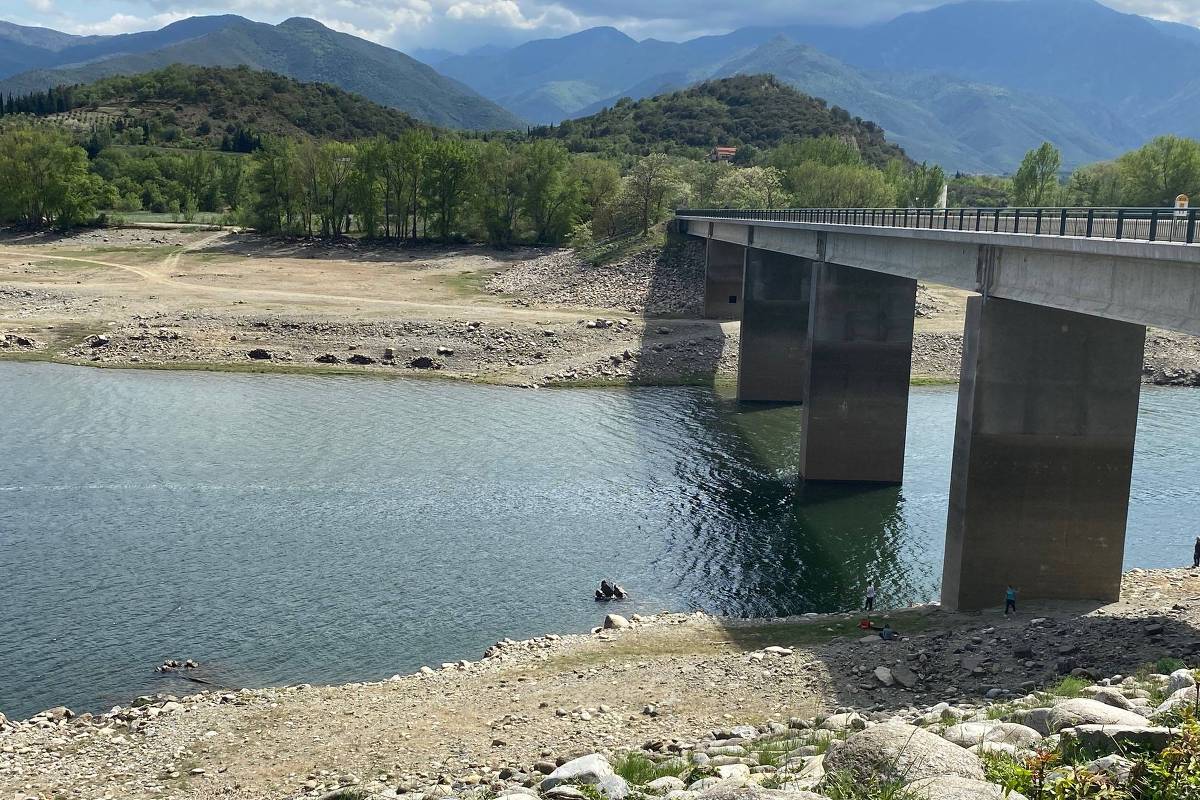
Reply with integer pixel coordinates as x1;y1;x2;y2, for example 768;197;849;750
0;66;425;148
0;16;523;131
533;76;907;169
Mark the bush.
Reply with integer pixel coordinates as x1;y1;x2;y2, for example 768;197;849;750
610;752;688;786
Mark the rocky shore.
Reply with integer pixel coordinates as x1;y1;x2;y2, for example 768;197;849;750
6;229;1200;387
3;568;1199;800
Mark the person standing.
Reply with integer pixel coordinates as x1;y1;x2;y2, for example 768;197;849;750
865;584;877;612
1004;585;1018;616
1193;537;1200;568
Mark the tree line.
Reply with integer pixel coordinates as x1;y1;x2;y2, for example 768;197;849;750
3;120;1200;237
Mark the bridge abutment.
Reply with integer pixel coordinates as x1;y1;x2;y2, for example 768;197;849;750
737;249;811;403
704;239;744;320
941;296;1145;611
799;262;917;483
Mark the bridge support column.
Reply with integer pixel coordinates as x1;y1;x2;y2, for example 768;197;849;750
799;263;916;483
704;240;744;320
941;296;1145;611
737;249;811;402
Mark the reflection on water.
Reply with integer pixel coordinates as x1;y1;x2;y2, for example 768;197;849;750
0;362;1195;718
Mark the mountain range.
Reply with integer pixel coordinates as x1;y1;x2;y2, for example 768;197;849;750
433;0;1200;172
0;16;522;131
2;0;1200;171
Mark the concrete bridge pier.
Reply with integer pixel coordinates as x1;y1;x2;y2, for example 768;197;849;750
799;262;917;483
738;248;812;402
941;296;1146;611
704;239;744;320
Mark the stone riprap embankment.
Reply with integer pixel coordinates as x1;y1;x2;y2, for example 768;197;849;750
3;569;1200;800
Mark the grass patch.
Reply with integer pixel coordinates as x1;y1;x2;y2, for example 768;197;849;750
985;701;1019;720
821;770;918;800
750;735;808;767
441;266;505;297
1044;675;1091;699
909;375;957;386
1157;657;1187;675
611;752;688;785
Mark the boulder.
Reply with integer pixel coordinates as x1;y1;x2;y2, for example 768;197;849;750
714;764;750;781
1047;699;1149;732
943;721;1042;749
348;354;377;365
907;775;1027;800
409;356;443;369
822;720;985;785
314;353;341;364
818;712;866;732
1089;689;1135;711
540;754;628;799
1156;684;1200;715
645;777;686;793
603;614;630;630
246;348;271;360
1060;725;1176;757
874;666;895;687
1167;668;1197;695
891;665;918;689
1022;708;1054;736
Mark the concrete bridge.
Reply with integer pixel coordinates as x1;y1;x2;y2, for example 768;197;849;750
676;206;1200;611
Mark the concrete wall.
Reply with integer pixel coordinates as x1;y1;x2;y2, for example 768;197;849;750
799;262;917;483
941;296;1145;611
738;249;812;403
704;239;745;320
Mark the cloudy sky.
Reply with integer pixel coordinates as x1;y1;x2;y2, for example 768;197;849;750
9;0;1200;54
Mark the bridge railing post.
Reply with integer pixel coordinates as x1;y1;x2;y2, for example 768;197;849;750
1059;209;1068;236
1189;209;1197;244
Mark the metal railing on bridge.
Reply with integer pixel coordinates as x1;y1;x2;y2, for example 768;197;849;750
676;207;1200;245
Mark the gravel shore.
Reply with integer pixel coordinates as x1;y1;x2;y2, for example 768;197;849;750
3;569;1199;800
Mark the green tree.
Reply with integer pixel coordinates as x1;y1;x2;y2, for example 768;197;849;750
1117;135;1200;207
521;140;582;244
1064;161;1122;207
713;166;786;208
424;138;474;240
1011;142;1062;206
0;126;110;229
623;153;681;234
898;162;947;208
787;162;897;208
473;141;525;247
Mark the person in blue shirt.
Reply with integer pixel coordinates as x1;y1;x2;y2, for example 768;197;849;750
1005;585;1018;616
879;623;896;641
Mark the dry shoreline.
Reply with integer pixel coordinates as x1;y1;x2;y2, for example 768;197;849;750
2;568;1199;800
4;227;1200;389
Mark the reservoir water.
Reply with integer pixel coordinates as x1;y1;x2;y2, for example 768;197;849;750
1;361;1197;719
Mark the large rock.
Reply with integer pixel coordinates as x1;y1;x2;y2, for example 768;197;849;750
1060;725;1177;757
540;754;629;799
1156;684;1200;715
907;775;1027;800
1167;668;1197;695
1022;708;1054;736
822;721;985;785
1089;689;1135;711
818;712;866;732
603;614;630;630
645;777;686;793
1046;698;1150;732
943;721;1042;749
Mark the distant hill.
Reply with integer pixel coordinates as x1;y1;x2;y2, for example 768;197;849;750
713;37;1144;172
435;0;1200;171
0;16;524;131
534;75;908;168
14;65;425;145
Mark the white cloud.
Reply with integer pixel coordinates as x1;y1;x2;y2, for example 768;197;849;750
64;10;195;34
26;0;1200;54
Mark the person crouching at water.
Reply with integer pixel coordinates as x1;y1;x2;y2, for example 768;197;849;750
865;584;876;612
879;622;896;641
